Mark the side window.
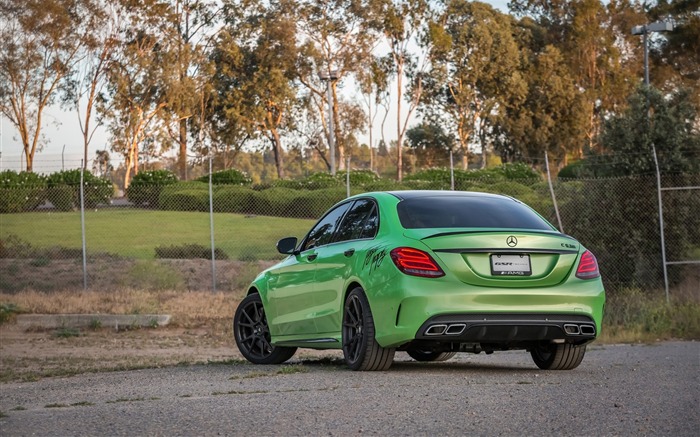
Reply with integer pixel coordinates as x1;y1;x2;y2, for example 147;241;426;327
359;204;379;239
334;199;378;243
301;202;352;251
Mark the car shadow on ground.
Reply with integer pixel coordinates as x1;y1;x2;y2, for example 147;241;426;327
297;356;537;374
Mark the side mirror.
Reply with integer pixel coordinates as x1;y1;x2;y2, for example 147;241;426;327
276;237;298;255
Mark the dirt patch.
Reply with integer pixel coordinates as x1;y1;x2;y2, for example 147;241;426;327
0;258;275;293
0;322;343;383
0;322;239;382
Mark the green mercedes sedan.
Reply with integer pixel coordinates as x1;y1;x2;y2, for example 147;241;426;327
234;191;605;371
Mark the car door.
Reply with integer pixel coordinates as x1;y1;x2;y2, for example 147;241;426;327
312;199;379;334
266;201;352;336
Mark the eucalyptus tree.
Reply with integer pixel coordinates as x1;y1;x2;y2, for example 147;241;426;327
405;121;455;167
61;0;121;170
157;0;221;180
212;0;300;179
103;1;174;188
356;56;390;172
423;0;522;169
492;39;584;166
375;0;431;180
0;0;101;172
295;0;380;171
509;0;637;156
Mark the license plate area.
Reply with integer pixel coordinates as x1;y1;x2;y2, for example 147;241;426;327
490;254;531;276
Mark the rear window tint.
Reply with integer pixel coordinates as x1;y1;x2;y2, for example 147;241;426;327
396;196;553;230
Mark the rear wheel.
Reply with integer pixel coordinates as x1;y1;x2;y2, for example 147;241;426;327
342;287;395;371
233;293;296;364
530;342;586;370
406;348;457;362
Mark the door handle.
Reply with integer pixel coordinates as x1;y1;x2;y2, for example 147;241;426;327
344;249;355;257
307;254;318;261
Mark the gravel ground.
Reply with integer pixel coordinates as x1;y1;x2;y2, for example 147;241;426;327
0;341;698;436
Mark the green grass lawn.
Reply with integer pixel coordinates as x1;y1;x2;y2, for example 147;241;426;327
0;210;316;260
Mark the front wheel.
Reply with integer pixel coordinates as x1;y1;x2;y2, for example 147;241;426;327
530;342;586;370
342;287;395;371
233;293;296;364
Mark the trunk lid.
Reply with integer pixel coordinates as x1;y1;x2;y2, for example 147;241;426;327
409;229;580;288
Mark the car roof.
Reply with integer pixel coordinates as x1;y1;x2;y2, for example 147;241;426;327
387;190;516;201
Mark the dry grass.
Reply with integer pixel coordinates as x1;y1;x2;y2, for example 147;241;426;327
0;288;244;328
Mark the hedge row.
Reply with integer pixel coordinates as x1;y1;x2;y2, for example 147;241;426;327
150;178;553;221
157;184;355;219
1;169;113;213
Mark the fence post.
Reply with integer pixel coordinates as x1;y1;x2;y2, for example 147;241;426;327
450;150;455;191
545;151;564;233
208;155;217;293
80;161;88;290
652;148;669;302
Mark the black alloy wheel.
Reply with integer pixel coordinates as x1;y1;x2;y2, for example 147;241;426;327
342;287;395;371
233;293;296;364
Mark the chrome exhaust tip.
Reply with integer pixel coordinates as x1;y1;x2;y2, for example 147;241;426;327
425;324;448;335
564;324;581;335
580;325;596;335
445;324;466;335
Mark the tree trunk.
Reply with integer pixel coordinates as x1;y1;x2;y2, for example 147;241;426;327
24;150;34;173
331;82;344;171
178;118;188;180
270;128;285;180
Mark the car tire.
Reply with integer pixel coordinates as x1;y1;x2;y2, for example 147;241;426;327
342;287;395;371
530;342;586;370
233;293;297;365
406;349;457;362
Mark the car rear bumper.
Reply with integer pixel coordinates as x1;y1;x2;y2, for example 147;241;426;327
370;275;605;348
415;313;597;343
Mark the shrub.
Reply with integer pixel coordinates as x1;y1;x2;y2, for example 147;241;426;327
248;188;297;216
361;180;404;192
291;187;349;217
127;170;179;206
0;170;47;213
46;169;112;210
479;181;534;198
212;186;257;214
158;189;209;211
500;162;542;182
405;165;541;189
285;190;335;218
301;172;342;190
404;168;452;184
197;168;252;186
271;179;304;190
0;234;86;259
155;243;229;260
335;169;381;187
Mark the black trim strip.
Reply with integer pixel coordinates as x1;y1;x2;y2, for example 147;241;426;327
434;248;578;255
421;230;575;240
275;338;339;346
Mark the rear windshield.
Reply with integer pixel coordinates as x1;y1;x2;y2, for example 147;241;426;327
397;196;553;230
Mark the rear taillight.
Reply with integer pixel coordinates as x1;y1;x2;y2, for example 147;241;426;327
390;247;445;278
576;250;600;279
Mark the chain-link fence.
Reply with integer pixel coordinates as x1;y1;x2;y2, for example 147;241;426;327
1;173;698;295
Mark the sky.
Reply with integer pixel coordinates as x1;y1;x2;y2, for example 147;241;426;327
0;0;511;174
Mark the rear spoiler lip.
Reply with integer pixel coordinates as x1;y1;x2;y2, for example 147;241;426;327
433;248;579;255
417;229;577;241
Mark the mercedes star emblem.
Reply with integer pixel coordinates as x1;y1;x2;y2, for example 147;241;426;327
506;236;518;247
